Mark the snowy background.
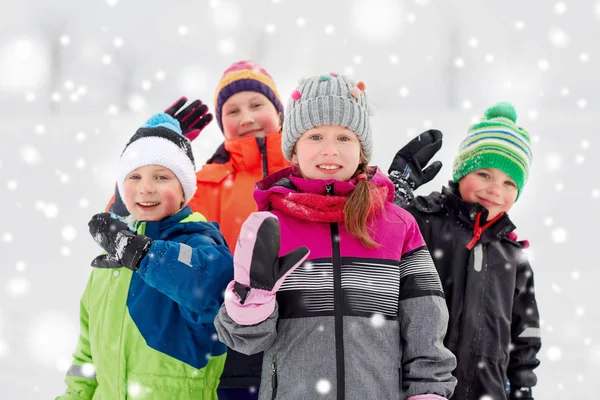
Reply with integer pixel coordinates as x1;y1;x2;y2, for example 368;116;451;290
1;0;599;398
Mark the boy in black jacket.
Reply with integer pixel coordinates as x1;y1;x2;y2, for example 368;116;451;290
389;102;541;400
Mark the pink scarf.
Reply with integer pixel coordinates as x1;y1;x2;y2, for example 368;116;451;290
269;185;389;222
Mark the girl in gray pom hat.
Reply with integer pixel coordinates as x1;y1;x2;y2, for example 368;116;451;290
215;73;457;400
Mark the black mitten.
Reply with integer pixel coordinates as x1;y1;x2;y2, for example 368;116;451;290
88;213;152;271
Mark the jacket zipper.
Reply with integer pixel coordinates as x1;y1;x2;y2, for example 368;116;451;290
325;183;345;399
330;220;345;400
271;359;278;400
257;137;269;178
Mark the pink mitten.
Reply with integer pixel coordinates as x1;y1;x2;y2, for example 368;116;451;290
225;212;309;325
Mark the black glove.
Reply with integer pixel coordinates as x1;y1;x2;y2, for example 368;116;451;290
388;129;444;190
88;213;152;271
165;96;213;142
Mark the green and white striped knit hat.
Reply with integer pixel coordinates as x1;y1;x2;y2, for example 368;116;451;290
452;102;532;198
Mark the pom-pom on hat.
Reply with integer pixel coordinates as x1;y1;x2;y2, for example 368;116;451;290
452;101;533;197
118;113;197;205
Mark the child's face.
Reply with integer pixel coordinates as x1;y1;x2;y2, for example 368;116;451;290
122;164;184;222
292;125;361;182
458;168;518;220
221;91;280;140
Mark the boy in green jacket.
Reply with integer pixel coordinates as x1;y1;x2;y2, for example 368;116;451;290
57;113;233;399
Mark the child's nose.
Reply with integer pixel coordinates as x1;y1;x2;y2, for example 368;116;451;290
487;181;501;195
140;181;156;194
240;111;254;126
320;140;339;155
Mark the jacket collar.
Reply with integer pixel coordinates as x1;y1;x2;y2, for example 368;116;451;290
135;206;192;236
442;181;516;240
223;133;287;173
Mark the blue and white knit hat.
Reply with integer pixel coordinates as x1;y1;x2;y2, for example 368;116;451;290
118;113;197;205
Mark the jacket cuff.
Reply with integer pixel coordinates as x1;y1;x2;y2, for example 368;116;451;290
389;172;415;207
224;280;276;326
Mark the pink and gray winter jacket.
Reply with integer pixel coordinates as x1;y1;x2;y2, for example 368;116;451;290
215;167;457;400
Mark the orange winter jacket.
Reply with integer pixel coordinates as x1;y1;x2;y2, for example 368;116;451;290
189;133;290;249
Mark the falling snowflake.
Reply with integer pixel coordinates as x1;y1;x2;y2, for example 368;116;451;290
7;276;30;297
315;379;331;394
127;381;143;397
548;28;569;48
554;2;567;14
551;283;562;293
21;146;41;165
370;313;385;328
218;39;236;55
265;24;276;34
16;261;26;272
61;226;77;242
398;86;410;97
552;228;567;243
544;153;562;171
113;37;125;48
178;25;189;36
547;346;562;361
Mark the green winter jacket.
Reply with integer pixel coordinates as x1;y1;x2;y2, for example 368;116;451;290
57;207;233;399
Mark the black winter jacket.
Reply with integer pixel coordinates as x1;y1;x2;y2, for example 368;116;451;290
401;182;541;400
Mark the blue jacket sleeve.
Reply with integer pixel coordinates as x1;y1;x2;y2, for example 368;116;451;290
135;232;234;324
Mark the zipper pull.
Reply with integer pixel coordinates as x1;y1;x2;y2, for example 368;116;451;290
466;228;482;250
326;183;334;195
466;212;482;250
271;360;277;394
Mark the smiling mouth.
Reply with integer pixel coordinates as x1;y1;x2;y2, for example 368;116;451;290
478;197;501;207
317;165;341;170
239;129;263;137
137;202;160;208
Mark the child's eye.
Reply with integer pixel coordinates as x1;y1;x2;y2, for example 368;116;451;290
251;103;263;109
308;134;321;140
227;109;239;115
477;172;490;179
338;136;350;142
156;175;169;180
128;175;141;180
505;180;516;187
